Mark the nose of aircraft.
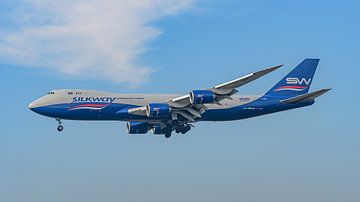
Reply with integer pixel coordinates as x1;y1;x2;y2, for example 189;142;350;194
28;99;42;111
28;101;35;109
28;99;47;115
28;101;38;112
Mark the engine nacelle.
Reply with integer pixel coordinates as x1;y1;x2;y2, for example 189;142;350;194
146;103;171;117
126;122;149;134
190;90;215;104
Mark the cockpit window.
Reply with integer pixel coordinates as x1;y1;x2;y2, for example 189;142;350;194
47;91;55;95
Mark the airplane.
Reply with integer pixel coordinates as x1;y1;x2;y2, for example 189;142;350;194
28;59;330;138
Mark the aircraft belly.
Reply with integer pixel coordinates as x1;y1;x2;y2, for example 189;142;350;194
200;100;313;121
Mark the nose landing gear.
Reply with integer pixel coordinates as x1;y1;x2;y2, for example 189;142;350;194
57;125;64;132
56;118;63;132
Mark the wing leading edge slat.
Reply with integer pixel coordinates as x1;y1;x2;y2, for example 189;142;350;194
213;64;283;91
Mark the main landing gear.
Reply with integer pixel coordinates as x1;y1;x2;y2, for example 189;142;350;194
164;124;172;138
164;131;171;138
56;118;63;132
175;125;191;134
163;123;192;138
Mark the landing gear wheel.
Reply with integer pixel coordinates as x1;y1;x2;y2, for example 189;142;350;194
57;125;64;132
181;125;191;134
56;118;63;132
165;130;172;138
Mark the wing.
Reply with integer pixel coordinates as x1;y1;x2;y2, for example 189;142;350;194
169;64;283;108
126;64;282;123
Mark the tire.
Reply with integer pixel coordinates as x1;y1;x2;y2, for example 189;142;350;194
165;132;171;138
181;125;191;134
57;125;64;132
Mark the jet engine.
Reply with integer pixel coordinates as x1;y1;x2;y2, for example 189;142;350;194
126;122;149;134
146;103;171;117
190;90;215;104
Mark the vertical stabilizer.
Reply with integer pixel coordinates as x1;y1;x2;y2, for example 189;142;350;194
265;59;319;97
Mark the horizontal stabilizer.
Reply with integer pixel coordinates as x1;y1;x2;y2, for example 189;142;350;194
280;88;331;104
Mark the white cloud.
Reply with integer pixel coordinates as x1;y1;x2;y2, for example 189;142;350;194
0;0;195;85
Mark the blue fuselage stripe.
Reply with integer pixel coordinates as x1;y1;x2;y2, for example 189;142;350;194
30;97;314;122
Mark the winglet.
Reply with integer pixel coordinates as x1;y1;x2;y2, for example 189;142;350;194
280;88;331;104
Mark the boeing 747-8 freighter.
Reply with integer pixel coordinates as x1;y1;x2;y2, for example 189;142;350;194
29;59;330;138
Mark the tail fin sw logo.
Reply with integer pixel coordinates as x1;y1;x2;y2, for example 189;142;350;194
286;78;312;85
274;78;311;92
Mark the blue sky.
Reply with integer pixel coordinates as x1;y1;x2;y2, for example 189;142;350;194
1;0;359;202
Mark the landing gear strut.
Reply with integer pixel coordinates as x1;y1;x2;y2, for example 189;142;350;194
164;124;172;138
56;118;63;132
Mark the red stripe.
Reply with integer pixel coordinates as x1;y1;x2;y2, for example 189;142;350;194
74;104;107;107
277;85;307;89
69;104;108;109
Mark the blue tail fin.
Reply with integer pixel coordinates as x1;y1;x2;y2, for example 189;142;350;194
265;59;319;98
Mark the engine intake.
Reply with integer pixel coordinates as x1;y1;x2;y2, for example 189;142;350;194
126;122;149;134
146;103;171;117
190;90;215;104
